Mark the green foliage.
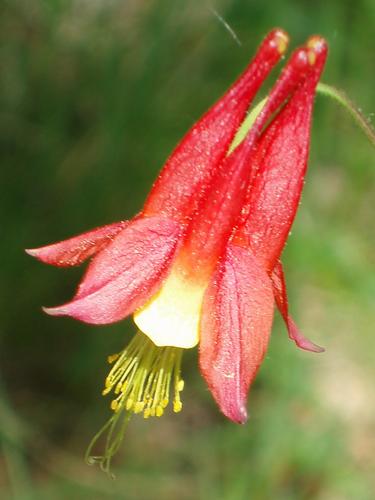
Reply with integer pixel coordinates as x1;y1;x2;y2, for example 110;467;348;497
1;0;374;498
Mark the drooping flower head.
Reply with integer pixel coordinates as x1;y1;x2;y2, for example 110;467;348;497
27;30;328;471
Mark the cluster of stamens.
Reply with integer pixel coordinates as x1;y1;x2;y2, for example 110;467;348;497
102;331;184;418
86;331;184;473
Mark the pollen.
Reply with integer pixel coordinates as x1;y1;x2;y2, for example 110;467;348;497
104;331;184;419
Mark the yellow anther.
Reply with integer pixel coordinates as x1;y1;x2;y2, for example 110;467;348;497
173;400;182;413
134;401;145;413
107;353;119;364
177;379;184;392
156;406;164;417
102;332;184;420
144;408;151;419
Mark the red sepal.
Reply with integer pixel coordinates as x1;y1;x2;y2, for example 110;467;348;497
25;221;128;267
199;245;274;423
270;261;324;353
43;216;182;324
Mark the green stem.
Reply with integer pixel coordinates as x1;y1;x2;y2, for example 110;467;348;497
317;82;375;148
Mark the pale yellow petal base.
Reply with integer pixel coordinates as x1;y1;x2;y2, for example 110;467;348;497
134;270;206;348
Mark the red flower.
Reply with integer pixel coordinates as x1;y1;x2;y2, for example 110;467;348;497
27;30;327;467
27;29;289;328
200;36;327;421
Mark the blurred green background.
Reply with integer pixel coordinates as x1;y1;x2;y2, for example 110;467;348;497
1;0;374;499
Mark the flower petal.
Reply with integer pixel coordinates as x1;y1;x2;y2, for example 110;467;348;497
199;244;274;423
134;268;206;348
25;221;128;267
143;29;288;220
270;260;324;353
43;216;182;324
179;46;313;282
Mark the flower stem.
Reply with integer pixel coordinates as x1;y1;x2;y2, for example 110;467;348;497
317;82;375;148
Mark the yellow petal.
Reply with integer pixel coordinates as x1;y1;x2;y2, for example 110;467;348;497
134;269;206;348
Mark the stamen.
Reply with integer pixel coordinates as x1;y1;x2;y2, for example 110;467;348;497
86;331;184;474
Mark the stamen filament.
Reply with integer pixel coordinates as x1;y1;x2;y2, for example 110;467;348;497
86;331;184;473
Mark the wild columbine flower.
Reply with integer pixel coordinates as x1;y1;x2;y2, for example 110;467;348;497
27;30;328;470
